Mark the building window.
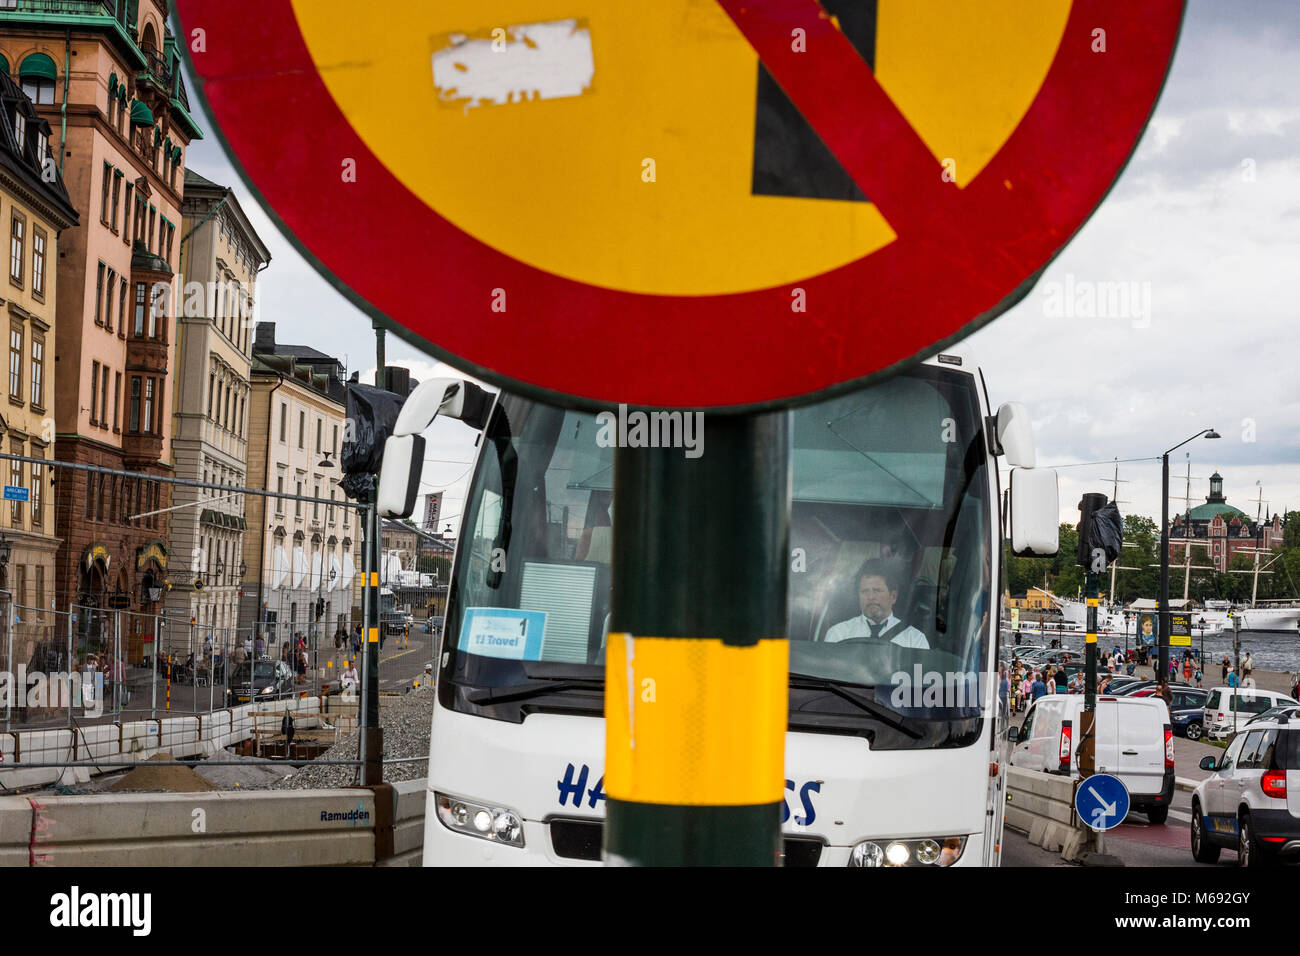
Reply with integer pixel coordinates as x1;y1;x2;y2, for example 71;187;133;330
279;402;287;442
313;483;320;520
32;456;46;527
31;228;45;298
94;262;105;324
328;489;335;523
118;283;128;338
101;364;110;426
134;282;146;336
123;183;133;243
143;377;155;433
20;73;55;106
148;205;156;253
332;423;339;457
129;376;141;432
34;565;44;610
113;372;120;432
315;418;322;454
30;335;43;409
207;372;214;418
90;360;100;424
111;171;123;231
101;162;112;223
104;269;116;331
10;212;25;286
298;410;305;449
148;284;163;337
9;447;22;524
9;325;22;400
295;481;303;517
276;476;284;514
12;110;25;153
13;566;24;608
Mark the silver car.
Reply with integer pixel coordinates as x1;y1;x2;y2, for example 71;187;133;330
1190;711;1300;867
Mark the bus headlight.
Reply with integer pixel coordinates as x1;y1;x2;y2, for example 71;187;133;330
435;792;525;848
849;836;965;867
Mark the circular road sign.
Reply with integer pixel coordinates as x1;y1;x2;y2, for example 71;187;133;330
176;0;1183;410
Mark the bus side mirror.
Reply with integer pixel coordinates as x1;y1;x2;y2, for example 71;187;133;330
995;402;1036;467
1199;755;1216;771
377;378;495;519
1008;467;1059;557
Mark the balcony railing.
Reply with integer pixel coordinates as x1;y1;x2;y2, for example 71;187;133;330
139;47;170;89
0;1;116;14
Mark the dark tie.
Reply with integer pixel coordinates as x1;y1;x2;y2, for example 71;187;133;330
868;620;883;640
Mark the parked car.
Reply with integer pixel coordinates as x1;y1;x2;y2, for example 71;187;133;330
1203;686;1300;740
1190;713;1300;866
226;660;295;706
1169;687;1210;740
1008;693;1175;823
1245;705;1300;728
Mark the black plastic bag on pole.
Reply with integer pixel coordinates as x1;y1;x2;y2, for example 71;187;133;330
340;383;406;500
1087;501;1124;564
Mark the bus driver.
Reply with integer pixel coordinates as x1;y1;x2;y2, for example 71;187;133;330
824;559;929;649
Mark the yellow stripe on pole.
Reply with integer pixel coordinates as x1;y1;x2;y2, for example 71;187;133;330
1086;633;1097;644
1087;598;1099;607
604;634;787;805
368;628;379;643
369;572;379;587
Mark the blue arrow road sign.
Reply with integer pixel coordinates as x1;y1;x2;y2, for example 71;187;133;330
1075;773;1130;831
3;485;28;502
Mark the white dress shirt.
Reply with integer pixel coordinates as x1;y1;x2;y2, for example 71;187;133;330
824;613;929;649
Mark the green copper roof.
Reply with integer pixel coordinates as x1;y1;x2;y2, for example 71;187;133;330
1186;502;1247;521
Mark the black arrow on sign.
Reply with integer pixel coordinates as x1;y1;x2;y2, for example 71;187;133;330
752;0;877;201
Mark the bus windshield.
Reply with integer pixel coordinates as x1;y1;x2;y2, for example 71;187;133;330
443;366;992;741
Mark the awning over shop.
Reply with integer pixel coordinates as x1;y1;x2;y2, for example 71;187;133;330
19;53;57;83
291;546;308;589
270;546;290;590
309;551;323;591
130;100;154;127
341;552;356;589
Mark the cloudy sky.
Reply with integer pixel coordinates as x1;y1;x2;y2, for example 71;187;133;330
176;0;1300;532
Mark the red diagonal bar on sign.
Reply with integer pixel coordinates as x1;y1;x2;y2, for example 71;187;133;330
717;0;963;238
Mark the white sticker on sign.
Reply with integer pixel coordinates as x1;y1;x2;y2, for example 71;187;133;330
460;607;547;661
432;19;594;112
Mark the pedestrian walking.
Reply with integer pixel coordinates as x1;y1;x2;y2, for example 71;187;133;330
1182;656;1193;683
1226;666;1239;689
1193;665;1202;688
1221;656;1229;684
352;623;363;657
255;634;265;659
1031;670;1046;702
1241;651;1253;680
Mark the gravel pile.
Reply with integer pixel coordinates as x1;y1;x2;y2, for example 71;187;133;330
271;687;434;790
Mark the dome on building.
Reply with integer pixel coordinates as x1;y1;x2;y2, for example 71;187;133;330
1186;501;1246;521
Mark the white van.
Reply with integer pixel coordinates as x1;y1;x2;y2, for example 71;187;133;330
1009;694;1175;823
1203;686;1300;740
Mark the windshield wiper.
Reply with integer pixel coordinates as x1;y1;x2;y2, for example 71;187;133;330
787;674;922;739
466;677;604;705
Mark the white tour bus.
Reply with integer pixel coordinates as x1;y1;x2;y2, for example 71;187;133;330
380;353;1058;866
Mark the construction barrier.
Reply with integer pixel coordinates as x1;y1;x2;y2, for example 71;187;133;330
0;697;324;791
1004;766;1086;861
0;777;428;867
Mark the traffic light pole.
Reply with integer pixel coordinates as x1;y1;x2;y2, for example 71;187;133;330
605;411;789;866
359;496;383;784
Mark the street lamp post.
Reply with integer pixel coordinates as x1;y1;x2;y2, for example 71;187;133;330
1159;429;1219;682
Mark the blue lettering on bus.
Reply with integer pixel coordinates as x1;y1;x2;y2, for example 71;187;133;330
557;763;590;807
781;779;821;826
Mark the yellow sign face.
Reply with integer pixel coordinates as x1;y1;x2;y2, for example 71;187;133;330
292;0;1070;295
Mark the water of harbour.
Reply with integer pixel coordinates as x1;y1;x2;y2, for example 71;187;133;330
1005;629;1300;674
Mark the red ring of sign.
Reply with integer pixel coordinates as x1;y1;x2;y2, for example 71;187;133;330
176;0;1183;410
